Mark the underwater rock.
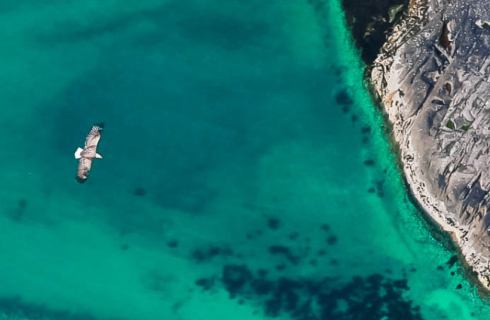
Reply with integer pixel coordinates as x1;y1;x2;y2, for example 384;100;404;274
371;0;490;288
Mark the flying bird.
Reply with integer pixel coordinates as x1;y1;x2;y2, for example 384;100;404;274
74;124;104;183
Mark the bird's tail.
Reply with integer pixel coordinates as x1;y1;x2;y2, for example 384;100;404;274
74;147;83;159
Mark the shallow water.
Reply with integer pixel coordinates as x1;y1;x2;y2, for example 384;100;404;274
0;1;489;319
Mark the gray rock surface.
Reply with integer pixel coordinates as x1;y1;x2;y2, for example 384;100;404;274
372;0;490;287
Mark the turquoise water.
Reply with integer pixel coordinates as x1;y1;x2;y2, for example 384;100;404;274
0;1;489;319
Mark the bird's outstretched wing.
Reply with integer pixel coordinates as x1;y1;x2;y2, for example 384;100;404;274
76;157;93;183
83;125;103;158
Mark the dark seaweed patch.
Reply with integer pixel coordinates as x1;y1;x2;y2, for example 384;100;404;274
446;255;458;268
393;279;409;290
327;235;338;245
221;248;234;256
269;245;291;255
192;245;231;262
167;240;179;248
193;250;207;262
251;279;274;295
335;90;354;106
195;278;214;290
0;297;104;320
374;179;386;198
269;245;300;265
276;264;287;271
257;269;268;277
289;232;300;240
18;199;27;209
268;218;281;230
364;159;376;166
362;126;371;134
133;187;146;197
10;198;28;221
203;264;423;320
222;265;253;298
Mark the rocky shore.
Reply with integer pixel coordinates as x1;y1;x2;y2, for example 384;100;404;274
370;0;490;288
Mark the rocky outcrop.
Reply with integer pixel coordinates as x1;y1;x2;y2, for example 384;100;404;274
372;0;490;288
341;0;408;64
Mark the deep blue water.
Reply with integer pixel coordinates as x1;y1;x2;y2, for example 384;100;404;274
0;1;488;320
